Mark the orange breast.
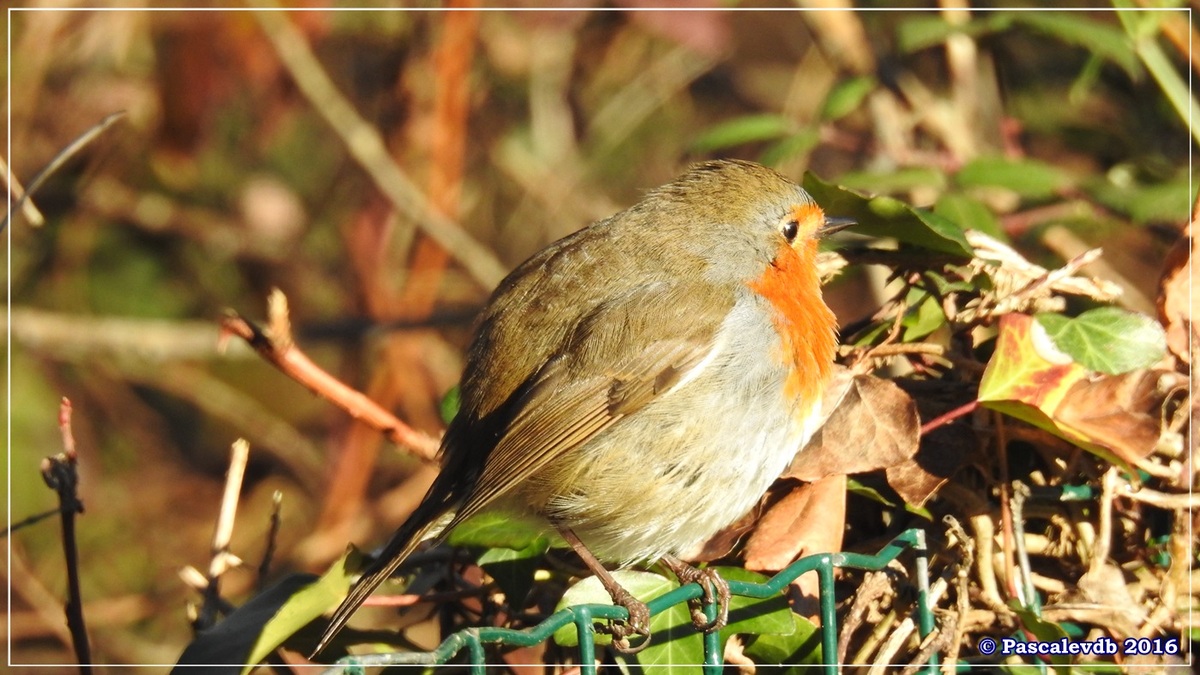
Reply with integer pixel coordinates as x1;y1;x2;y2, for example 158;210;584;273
747;240;837;409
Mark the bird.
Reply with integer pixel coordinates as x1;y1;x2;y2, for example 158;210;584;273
312;158;849;657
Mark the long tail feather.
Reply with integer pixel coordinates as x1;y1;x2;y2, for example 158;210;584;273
309;511;444;657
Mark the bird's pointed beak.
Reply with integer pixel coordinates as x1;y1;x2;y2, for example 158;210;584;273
818;216;855;237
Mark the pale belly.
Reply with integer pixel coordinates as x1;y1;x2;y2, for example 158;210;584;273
512;300;825;565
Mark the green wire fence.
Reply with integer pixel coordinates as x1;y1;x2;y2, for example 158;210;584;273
329;528;934;674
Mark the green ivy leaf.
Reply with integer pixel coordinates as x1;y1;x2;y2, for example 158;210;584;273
478;538;549;608
172;573;324;674
1035;308;1167;375
742;612;822;666
802;172;972;257
552;571;674;647
901;289;948;342
447;511;555;551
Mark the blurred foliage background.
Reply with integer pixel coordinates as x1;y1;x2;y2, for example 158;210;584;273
4;1;1194;669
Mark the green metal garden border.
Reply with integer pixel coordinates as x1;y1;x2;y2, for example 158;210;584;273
328;528;933;674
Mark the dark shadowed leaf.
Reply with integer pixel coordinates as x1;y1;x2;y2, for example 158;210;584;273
802;173;972;257
172;573;322;674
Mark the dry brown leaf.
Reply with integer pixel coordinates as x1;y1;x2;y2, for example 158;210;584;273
885;385;980;507
1054;369;1187;464
787;374;920;481
886;428;973;508
743;474;846;573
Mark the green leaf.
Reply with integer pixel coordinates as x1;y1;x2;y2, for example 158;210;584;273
439;386;461;424
714;567;794;637
477;538;550;608
1035;308;1167;375
1011;12;1139;79
759;129;820;167
447;511;556;551
1084;174;1192;224
174;550;359;673
902;292;947;342
629;567;794;673
847;477;897;508
802;173;972;257
552;566;793;673
244;551;360;670
691;114;791;153
172;573;324;675
934;192;1003;239
742;612;822;667
820;76;875;121
895;14;1009;53
552;570;674;647
956;156;1071;201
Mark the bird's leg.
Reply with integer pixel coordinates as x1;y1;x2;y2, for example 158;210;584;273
660;555;730;633
556;525;651;653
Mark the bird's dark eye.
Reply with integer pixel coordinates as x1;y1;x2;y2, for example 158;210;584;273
780;219;799;243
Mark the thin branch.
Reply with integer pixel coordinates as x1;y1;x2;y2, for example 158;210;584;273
5;506;67;535
1;111;125;233
196;439;250;631
40;398;92;674
248;2;507;288
0;154;45;225
920;400;978;436
220;291;440;462
257;490;283;591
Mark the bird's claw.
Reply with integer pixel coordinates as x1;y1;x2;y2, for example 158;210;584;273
605;593;651;654
669;562;730;633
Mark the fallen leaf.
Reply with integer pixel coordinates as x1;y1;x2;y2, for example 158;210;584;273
743;475;846;573
886;425;973;508
1054;368;1187;464
887;384;979;507
787;374;920;481
980;313;1185;467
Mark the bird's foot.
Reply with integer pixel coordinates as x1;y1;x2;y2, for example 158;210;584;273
662;556;730;633
602;586;652;654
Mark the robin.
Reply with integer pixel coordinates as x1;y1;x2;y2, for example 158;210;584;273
313;159;850;656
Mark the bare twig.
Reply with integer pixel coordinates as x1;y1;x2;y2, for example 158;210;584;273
1089;467;1119;576
0;154;45;225
8;307;253;362
1;111;125;233
994;414;1019;605
220;291;441;462
1010;482;1039;613
257;490;283;591
920;400;979;436
868;576;949;674
5;506;68;535
942;516;974;673
196;439;250;631
248;2;507;288
40;398;92;674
